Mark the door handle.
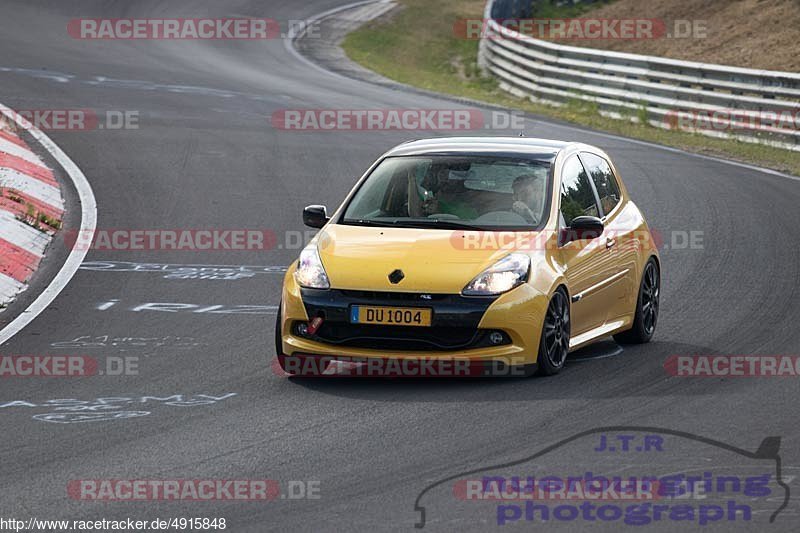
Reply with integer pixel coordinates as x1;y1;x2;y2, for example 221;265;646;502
606;237;616;249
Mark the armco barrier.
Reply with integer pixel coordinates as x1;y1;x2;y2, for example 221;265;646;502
479;0;800;150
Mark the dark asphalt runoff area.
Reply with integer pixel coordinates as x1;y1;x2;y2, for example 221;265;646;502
0;1;799;531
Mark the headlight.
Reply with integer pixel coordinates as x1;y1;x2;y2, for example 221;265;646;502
294;244;330;289
462;254;530;296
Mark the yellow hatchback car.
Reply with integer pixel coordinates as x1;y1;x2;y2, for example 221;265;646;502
276;137;660;377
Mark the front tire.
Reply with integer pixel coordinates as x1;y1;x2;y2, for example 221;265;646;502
614;258;660;344
536;288;571;376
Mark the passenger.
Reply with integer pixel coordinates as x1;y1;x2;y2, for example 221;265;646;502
511;174;545;224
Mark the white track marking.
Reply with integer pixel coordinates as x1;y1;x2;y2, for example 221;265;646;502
284;0;395;81
0;103;97;346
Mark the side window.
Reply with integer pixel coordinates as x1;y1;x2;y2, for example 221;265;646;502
560;155;600;226
580;152;621;216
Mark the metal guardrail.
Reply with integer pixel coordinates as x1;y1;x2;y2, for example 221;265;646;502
479;0;800;150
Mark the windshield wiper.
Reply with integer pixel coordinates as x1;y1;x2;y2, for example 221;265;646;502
343;218;487;230
343;219;396;228
388;219;485;230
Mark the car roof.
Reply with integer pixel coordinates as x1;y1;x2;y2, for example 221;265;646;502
384;137;578;162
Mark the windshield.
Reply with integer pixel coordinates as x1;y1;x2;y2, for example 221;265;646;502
341;155;551;230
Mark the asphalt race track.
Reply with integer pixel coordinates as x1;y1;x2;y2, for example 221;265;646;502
1;1;799;531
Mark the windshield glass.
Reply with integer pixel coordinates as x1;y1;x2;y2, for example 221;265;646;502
341;155;551;229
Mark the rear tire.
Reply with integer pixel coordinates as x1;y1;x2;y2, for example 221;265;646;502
536;288;571;376
614;258;660;344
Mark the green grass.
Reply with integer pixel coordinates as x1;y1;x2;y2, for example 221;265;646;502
341;0;800;176
531;0;613;18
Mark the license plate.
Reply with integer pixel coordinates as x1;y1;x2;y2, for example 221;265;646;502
350;305;432;327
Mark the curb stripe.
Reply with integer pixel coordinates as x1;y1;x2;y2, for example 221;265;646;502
0;237;41;283
0;129;27;148
0;167;64;211
0;102;96;346
0;152;57;187
0;137;45;167
0;272;26;305
0;118;58;307
0;195;63;221
0;210;49;257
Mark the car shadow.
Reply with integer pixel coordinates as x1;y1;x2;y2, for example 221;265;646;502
277;338;724;402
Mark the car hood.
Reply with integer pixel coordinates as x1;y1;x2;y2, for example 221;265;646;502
315;224;528;293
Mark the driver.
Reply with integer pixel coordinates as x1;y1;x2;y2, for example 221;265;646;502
419;167;477;219
511;174;545;224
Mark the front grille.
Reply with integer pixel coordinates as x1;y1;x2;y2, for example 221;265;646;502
338;290;448;302
298;288;505;351
307;322;494;351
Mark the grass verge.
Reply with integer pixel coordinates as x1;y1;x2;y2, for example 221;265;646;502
341;0;799;176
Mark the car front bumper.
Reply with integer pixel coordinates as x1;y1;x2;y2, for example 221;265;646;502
278;264;549;367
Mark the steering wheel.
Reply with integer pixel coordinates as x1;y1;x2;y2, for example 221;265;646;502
473;211;529;225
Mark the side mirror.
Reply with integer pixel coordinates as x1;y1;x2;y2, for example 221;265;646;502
562;216;604;245
303;205;329;229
